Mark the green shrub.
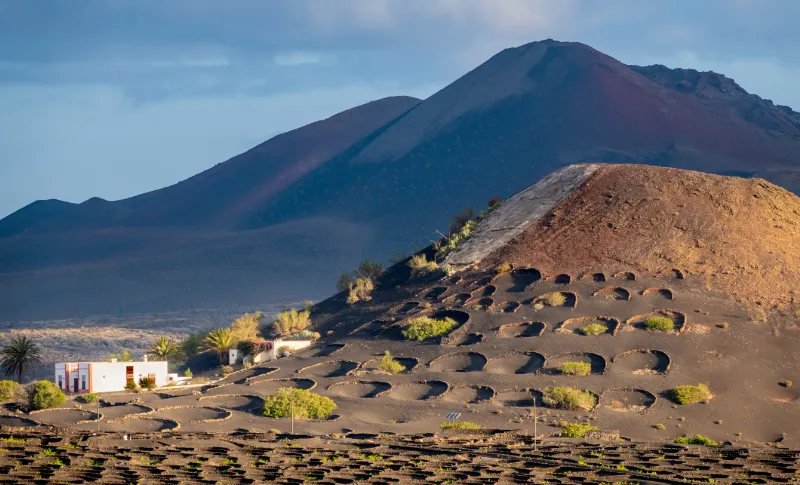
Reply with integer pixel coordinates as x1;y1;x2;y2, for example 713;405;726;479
184;368;192;378
273;308;312;335
561;422;598;438
674;435;717;446
543;292;567;307
408;254;439;277
336;272;355;292
138;377;157;390
0;380;24;402
579;323;607;336
355;260;384;280
220;365;234;375
558;361;592;376
346;278;374;304
402;316;457;341
542;386;596;411
378;351;406;374
81;393;99;404
125;381;138;392
669;384;711;405
440;421;482;430
30;381;66;410
437;219;477;258
645;316;675;332
496;263;512;274
180;331;208;358
262;388;336;420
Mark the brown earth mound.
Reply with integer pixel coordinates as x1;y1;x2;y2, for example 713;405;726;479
484;164;800;309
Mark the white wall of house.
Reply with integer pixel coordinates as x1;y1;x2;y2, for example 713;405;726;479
55;361;169;393
91;361;169;392
252;340;312;363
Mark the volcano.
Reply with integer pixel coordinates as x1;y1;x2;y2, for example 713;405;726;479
2;39;800;320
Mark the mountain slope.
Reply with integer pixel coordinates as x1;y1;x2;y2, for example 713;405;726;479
448;164;800;309
3;39;800;320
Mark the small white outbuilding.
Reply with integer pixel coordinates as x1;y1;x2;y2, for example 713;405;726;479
54;357;169;394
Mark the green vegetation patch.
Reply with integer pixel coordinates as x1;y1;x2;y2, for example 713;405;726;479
30;380;66;410
542;386;596;411
274;308;312;335
645;316;675;332
402;316;458;341
669;384;711;405
579;323;608;336
543;292;567;307
557;361;592;377
408;254;439;277
440;421;482;430
674;435;718;446
262;388;337;420
561;423;598;438
346;278;374;304
0;380;24;402
378;351;406;374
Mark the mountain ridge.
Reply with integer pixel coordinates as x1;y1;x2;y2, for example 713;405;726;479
3;39;800;320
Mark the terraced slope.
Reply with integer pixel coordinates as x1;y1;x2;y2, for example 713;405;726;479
5;266;798;449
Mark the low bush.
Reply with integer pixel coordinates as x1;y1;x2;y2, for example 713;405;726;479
220;365;234;375
402;316;458;341
560;423;598;438
184;368;193;378
437;220;477;258
378;351;406;374
124;381;138;392
262;388;337;419
346;278;374;304
355;259;384;280
0;380;24;402
284;330;320;341
542;386;596;411
408;254;439;277
277;346;294;358
645;316;675;332
273;308;312;335
30;381;66;410
674;435;717;446
579;323;607;336
138;377;157;390
543;292;567;307
81;393;99;404
440;421;482;430
496;263;512;274
669;384;711;405
336;272;355;293
558;361;592;376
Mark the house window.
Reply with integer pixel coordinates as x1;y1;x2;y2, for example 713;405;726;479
81;375;87;390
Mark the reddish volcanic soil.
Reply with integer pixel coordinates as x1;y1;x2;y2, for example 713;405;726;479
485;164;800;310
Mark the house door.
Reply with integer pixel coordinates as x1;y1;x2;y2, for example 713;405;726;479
126;366;134;384
73;377;79;392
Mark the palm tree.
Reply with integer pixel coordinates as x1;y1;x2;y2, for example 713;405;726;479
1;335;42;383
149;337;181;361
203;328;234;364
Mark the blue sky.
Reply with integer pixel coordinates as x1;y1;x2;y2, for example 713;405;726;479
1;0;799;218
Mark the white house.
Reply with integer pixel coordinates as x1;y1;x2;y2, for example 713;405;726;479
54;358;169;394
231;339;314;365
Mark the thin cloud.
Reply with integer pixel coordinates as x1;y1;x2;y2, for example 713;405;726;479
273;51;336;67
